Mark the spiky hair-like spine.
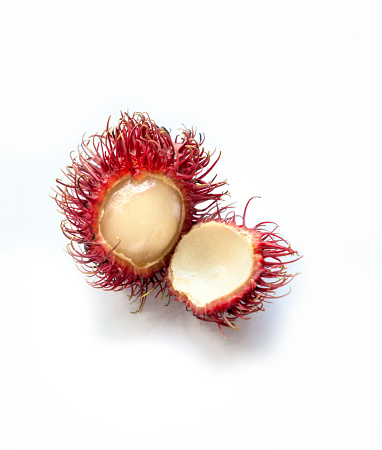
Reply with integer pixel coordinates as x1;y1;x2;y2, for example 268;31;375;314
54;112;226;306
167;201;300;335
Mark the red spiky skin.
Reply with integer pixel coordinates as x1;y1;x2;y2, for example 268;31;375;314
54;112;226;300
166;205;300;333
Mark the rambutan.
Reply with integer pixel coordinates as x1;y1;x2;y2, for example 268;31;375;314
54;112;226;304
166;201;300;334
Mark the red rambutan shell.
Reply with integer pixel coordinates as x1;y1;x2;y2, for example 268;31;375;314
54;112;226;302
165;202;300;333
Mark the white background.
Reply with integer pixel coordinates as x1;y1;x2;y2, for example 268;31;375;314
1;1;381;449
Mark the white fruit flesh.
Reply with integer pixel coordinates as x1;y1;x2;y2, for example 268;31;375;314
169;222;254;306
99;175;184;267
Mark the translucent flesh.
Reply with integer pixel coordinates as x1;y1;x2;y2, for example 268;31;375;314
170;222;254;306
99;175;184;267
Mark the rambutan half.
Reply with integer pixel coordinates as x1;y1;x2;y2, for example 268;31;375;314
166;202;300;334
54;112;226;302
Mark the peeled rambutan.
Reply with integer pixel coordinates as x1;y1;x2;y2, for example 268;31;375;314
54;112;226;304
166;201;300;334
